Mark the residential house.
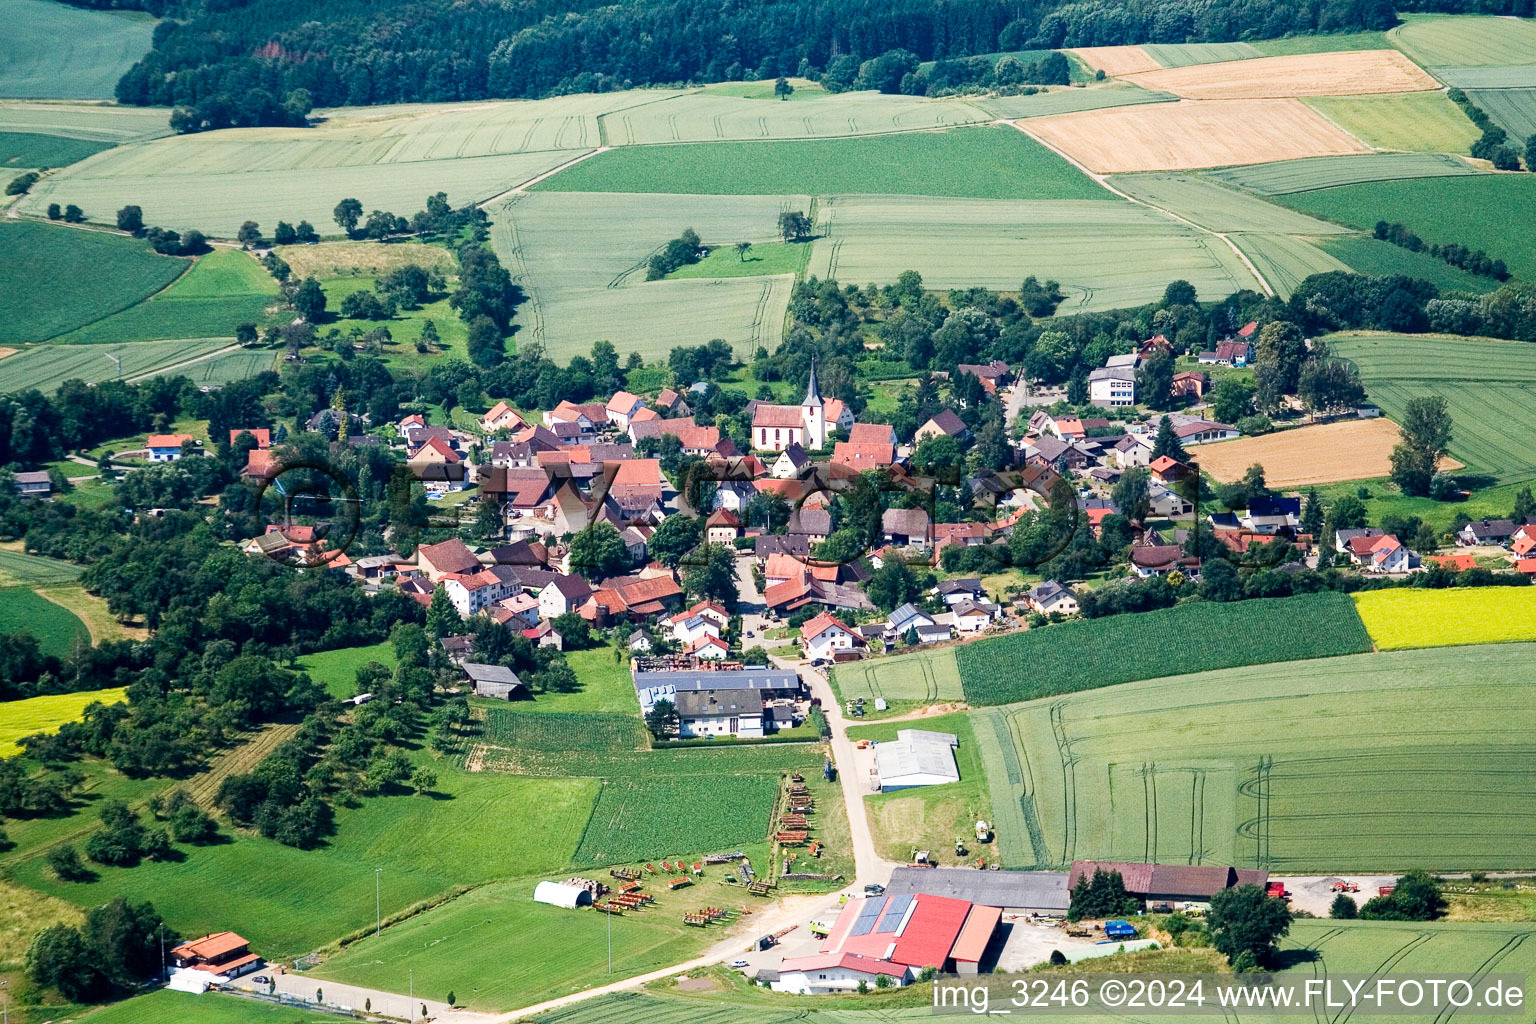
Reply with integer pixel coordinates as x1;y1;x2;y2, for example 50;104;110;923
771;444;810;479
1026;580;1079;617
705;508;742;544
1347;533;1419;573
1171;371;1207;399
832;441;896;472
605;391;647;430
669;610;723;646
801;612;866;662
675;688;766;738
915;409;970;443
1512;523;1536;558
1148;482;1192;517
848;423;898;446
1088;365;1136;408
950;599;997;633
931;521;987;555
1111;435;1151;470
170;932;262;981
539;574;594;620
417;538;481;582
1148;414;1239;446
441;564;520;617
685;634;730;660
955;360;1013;394
479;401;526;433
788;507;832;546
582;572;684;622
1130;543;1200;578
1199;335;1255;367
1242;496;1301;534
628;629;653;652
228;428;272;449
11;471;51;498
1458;518;1516;546
407;436;467;493
882;507;931;550
543;400;606;435
887;602;936;638
1428;553;1477;572
763;571;873;617
146;433;197;462
527;620;563;649
1334;527;1383;554
1148;456;1190;485
654;388;690;416
633;665;803;713
935;579;984;606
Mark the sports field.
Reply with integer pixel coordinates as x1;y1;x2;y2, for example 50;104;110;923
1122;50;1438;99
955;593;1372;706
1389;14;1536;69
1330;332;1536;481
1276;167;1536;279
0;338;233;392
0;0;154;100
490;191;802;360
1305;91;1481;153
972;642;1536;870
1104;173;1350;234
1022;99;1370;173
0;687;126;757
1467;88;1536;138
0;222;187;344
0;586;90;661
53;248;279;345
831;645;962;703
1208;151;1481;194
805;195;1259;313
1197;418;1459;487
1354;588;1536;650
1227;233;1348;298
536;126;1109;199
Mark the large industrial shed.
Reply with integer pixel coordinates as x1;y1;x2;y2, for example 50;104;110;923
533;881;592;908
884;867;1071;916
874;729;959;791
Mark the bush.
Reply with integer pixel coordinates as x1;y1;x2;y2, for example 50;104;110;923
1330;893;1358;919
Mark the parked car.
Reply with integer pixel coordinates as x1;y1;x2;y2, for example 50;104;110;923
864;883;885;895
252;976;270;985
730;959;750;968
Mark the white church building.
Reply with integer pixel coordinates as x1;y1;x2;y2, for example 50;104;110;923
751;359;849;452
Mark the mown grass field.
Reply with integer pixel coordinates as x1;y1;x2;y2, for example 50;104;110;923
0;587;89;661
0;0;154;100
1353;587;1536;650
524;647;642;715
0;687;126;757
1276;174;1536;279
806;195;1259;314
0;131;112;171
1389;13;1536;69
0;222;187;344
69;990;338;1024
537;126;1110;199
55;248;279;345
1330;331;1536;482
1317;233;1500;292
0;876;82;967
972;642;1536;871
0;548;84;587
667;242;810;280
296;641;399;700
954;593;1372;706
831;645;962;703
1305;91;1481;153
1207;151;1481;194
490;191;800;360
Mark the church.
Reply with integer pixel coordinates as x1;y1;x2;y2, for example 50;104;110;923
750;359;853;452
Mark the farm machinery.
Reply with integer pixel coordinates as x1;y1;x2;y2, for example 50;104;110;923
975;819;993;843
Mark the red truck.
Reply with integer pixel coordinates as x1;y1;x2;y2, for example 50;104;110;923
1267;882;1289;901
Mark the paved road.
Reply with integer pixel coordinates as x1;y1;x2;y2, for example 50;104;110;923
228;971;453;1022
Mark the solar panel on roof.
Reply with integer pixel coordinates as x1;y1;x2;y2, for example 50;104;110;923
875;893;913;932
849;898;886;936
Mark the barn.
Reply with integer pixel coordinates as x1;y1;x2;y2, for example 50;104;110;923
533;881;593;908
873;729;960;791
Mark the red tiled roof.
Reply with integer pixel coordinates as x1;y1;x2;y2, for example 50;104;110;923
411;436;461;462
1237;320;1258;337
848;423;895;445
800;611;852;641
229;428;271;448
1430;554;1477;571
832;441;894;468
706;508;740;527
1518;558;1536;574
147;433;196;449
172;932;248;961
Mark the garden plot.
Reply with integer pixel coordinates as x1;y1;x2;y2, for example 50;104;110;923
1208;151;1481;193
1120;50;1438;99
1194;418;1458;487
1021;99;1370;173
598;89;989;145
973;642;1536;871
805;195;1260;313
489;191;803;360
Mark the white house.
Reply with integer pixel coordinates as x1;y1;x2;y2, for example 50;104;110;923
773;953;910;994
675;688;765;738
685;634;730;660
801;612;864;662
605;391;647;430
887;603;935;637
442;565;518;618
146;433;197;462
771;444;810;479
670;612;722;646
1148;482;1192;517
480;401;525;433
1026;581;1079;617
950;599;996;633
539;575;593;620
1088;366;1136;408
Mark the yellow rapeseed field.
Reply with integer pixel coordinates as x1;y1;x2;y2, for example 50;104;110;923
0;686;126;756
1352;587;1536;650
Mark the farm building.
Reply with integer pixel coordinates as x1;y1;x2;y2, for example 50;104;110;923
884;867;1071;916
533;881;593;908
773;892;1000;993
464;663;529;700
675;688;766;738
1069;861;1268;909
170;932;262;980
633;665;803;712
874;730;960;791
11;470;52;498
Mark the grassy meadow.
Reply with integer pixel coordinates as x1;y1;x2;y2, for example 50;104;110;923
0;587;89;661
831;646;963;703
574;775;780;864
0;0;154;100
0;687;126;757
296;641;399;700
0;131;112;171
954;592;1373;705
1389;13;1536;69
1353;588;1536;650
973;642;1536;870
0;548;84;587
0;338;233;392
667;242;810;279
55;248;279;345
70;990;338;1024
1317;234;1501;292
1304;91;1481;154
0;222;186;344
537;126;1110;199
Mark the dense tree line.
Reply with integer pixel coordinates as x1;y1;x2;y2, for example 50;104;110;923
108;0;1417;113
1373;221;1508;280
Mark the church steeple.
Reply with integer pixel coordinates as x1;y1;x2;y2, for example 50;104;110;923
802;355;822;407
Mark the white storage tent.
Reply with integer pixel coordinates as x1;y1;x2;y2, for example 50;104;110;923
533;881;593;908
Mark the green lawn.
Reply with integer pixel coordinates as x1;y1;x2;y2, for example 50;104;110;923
296;641;399;700
667;241;810;280
535;125;1111;200
0;586;88;659
0;221;186;344
702;78;827;101
65;990;338;1024
527;647;641;715
53;248;280;345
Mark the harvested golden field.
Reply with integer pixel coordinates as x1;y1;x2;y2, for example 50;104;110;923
1122;50;1438;100
274;241;458;279
1195;418;1462;487
1068;45;1162;75
1021;99;1370;173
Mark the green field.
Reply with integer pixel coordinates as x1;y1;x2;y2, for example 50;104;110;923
1317;233;1502;293
1276;174;1536;280
76;990;338;1024
831;646;962;703
480;709;647;753
0;0;155;100
805;195;1260;314
490;191;800;359
181;347;278;385
1305;91;1481;154
1467;87;1536;139
667;241;810;280
0;686;126;757
1254;31;1393;55
976;82;1176;119
0;101;171;144
954;593;1373;706
1389;14;1536;69
0;586;89;660
536;126;1110;200
0;337;233;392
0;548;85;587
972;643;1536;870
1106;173;1349;234
1228;233;1349;299
1140;42;1263;66
1208;152;1481;194
0;131;112;171
296;641;399;700
574;775;780;864
1330;331;1536;481
526;647;643;715
1354;587;1536;650
54;248;280;345
0;222;187;344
